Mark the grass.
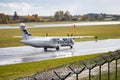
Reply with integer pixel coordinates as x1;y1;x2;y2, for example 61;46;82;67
0;24;120;47
0;53;105;80
0;24;120;80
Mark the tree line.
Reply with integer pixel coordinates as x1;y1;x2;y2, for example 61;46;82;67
0;11;120;24
0;11;74;24
0;11;43;24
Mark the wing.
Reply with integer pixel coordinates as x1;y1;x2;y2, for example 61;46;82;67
13;36;22;38
48;36;95;39
13;35;95;39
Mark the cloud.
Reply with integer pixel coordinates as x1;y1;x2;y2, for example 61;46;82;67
68;0;120;15
0;1;80;16
0;2;49;15
0;2;32;15
0;2;31;10
0;0;120;16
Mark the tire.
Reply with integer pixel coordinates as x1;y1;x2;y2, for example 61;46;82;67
56;46;60;51
44;47;47;51
70;45;73;49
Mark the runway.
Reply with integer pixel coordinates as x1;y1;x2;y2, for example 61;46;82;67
0;21;120;29
0;39;120;66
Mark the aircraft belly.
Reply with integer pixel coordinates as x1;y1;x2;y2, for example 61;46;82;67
60;43;73;46
33;43;58;48
21;40;73;48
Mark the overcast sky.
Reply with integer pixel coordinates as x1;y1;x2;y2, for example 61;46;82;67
0;0;120;16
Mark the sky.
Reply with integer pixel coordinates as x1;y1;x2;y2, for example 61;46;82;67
0;0;120;16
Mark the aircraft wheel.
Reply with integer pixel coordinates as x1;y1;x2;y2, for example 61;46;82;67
56;46;60;51
70;46;73;49
44;47;47;51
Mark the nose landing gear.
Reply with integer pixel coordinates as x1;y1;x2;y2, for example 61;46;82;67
44;47;47;51
70;45;73;49
56;46;60;51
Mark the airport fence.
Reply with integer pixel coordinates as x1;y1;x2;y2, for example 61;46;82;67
15;50;120;80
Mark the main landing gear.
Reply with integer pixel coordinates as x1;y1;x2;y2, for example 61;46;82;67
56;46;60;51
70;45;73;49
44;47;60;51
44;46;72;51
44;47;47;51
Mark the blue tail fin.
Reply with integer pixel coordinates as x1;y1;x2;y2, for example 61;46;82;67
20;23;31;40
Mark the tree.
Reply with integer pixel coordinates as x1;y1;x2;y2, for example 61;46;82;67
54;11;64;21
38;16;43;22
0;15;2;23
5;15;11;23
0;13;5;23
26;15;35;22
64;11;72;21
80;15;88;21
32;14;38;21
13;11;19;20
0;13;11;24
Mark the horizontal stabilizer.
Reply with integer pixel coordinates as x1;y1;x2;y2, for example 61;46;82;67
13;36;22;38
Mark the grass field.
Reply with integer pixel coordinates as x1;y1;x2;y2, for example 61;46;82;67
0;24;120;80
0;24;120;47
0;53;105;80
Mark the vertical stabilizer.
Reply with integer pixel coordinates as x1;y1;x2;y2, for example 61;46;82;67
20;23;31;40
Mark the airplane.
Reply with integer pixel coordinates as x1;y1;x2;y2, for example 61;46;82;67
19;23;95;51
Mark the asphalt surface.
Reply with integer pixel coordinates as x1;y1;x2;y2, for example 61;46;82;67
0;39;120;66
0;21;120;29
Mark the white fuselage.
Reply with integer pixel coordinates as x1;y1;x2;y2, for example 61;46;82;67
21;37;74;48
19;23;94;51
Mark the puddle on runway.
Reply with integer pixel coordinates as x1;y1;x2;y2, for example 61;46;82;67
0;39;120;66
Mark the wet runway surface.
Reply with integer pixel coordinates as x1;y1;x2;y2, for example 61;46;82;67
0;39;120;66
0;21;120;29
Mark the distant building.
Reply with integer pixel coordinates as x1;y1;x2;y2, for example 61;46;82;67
104;15;117;21
84;13;100;21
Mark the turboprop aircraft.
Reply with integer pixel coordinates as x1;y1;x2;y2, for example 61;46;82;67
20;23;94;51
